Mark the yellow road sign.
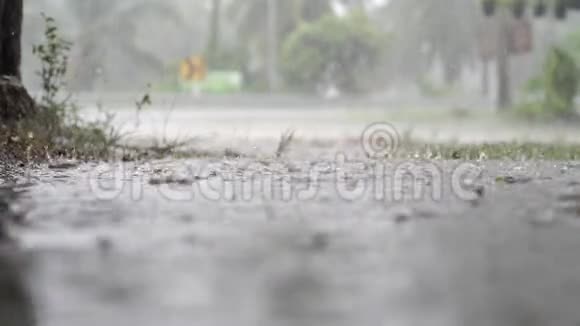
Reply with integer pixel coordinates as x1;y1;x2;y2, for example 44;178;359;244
180;56;207;81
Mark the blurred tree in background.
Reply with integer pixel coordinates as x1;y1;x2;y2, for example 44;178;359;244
562;30;580;72
225;0;335;90
281;11;386;94
21;0;483;94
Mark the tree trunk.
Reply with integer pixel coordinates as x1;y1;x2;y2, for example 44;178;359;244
0;77;35;125
0;0;23;79
0;0;34;124
207;0;221;66
496;9;512;110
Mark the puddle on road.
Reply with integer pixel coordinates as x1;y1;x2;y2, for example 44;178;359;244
2;160;580;325
0;252;36;326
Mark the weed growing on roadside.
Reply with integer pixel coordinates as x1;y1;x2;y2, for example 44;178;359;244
2;14;124;162
33;14;72;109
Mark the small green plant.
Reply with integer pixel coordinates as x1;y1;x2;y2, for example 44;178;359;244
33;14;73;109
14;14;123;161
2;15;204;163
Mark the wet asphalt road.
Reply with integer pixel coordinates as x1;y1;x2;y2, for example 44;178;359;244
2;156;580;326
2;101;580;326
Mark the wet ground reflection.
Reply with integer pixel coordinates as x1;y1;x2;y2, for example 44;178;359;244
0;182;36;326
0;252;36;326
5;160;580;325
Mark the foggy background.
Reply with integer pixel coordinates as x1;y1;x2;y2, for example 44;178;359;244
20;0;580;107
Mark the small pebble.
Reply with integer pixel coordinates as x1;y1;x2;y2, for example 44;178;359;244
48;159;79;170
309;232;330;251
496;175;532;185
96;236;114;253
149;175;193;185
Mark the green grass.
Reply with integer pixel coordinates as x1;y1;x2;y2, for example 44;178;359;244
0;104;123;162
395;141;580;161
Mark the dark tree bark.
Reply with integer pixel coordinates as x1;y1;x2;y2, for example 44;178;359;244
0;0;23;79
0;0;35;124
0;250;37;326
0;76;35;122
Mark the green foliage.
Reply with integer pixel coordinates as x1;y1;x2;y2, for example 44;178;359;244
280;11;387;94
561;29;580;74
543;47;578;116
32;14;73;108
225;0;335;90
519;47;579;120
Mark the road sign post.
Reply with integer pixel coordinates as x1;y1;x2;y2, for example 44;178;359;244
180;56;207;82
